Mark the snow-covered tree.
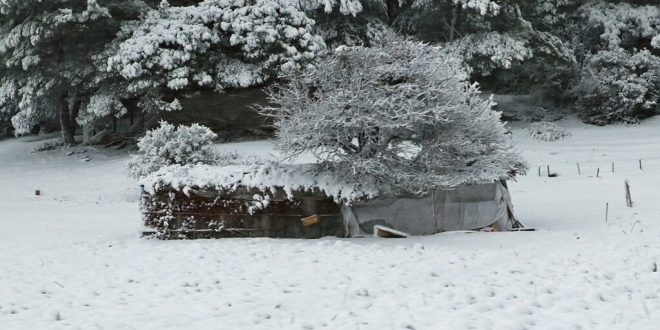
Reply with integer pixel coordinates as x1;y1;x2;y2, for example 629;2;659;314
569;1;660;123
263;35;526;194
387;0;576;94
103;0;326;116
0;0;148;144
575;49;660;124
393;0;659;123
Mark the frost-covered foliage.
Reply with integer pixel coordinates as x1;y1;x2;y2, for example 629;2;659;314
77;93;127;126
582;1;660;51
105;0;325;98
526;0;582;27
128;122;219;179
409;0;500;16
313;14;390;48
296;0;390;47
452;0;501;15
575;49;660;125
298;0;364;15
442;32;534;76
527;121;570;141
263;35;526;194
1;74;56;134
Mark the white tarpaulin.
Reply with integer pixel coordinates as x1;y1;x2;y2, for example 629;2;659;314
342;181;516;236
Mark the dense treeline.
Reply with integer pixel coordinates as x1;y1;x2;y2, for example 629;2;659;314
0;0;658;143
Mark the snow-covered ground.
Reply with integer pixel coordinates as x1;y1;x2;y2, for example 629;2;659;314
2;117;660;329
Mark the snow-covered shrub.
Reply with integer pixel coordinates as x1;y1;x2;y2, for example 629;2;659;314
575;49;660;125
128;122;218;179
262;35;527;195
527;121;570;141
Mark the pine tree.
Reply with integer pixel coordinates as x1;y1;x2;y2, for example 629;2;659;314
102;0;326;115
0;0;147;144
570;0;660;123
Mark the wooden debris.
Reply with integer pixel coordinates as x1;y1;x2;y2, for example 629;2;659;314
511;228;536;232
373;225;409;238
301;214;320;227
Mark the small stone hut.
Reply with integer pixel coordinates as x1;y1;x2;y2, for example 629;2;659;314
140;164;523;239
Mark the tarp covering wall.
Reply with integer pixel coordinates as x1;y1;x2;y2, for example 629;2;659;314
343;181;515;237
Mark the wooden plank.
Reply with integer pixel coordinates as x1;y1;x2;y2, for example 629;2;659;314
301;214;320;226
373;225;409;238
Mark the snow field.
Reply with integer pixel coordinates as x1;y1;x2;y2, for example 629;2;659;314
1;117;660;329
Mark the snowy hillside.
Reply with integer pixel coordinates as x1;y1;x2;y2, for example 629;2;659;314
2;117;660;329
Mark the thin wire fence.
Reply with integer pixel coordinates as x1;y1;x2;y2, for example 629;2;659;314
525;157;659;178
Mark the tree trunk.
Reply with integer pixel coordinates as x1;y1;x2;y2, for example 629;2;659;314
58;91;80;146
386;0;399;26
82;124;92;145
449;6;462;42
128;110;146;136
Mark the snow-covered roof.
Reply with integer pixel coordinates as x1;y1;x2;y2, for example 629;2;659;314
140;163;379;203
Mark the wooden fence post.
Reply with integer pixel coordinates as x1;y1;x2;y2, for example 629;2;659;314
605;203;609;222
625;180;633;207
577;162;581;175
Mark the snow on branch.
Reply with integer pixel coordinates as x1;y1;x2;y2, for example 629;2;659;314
442;31;534;76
